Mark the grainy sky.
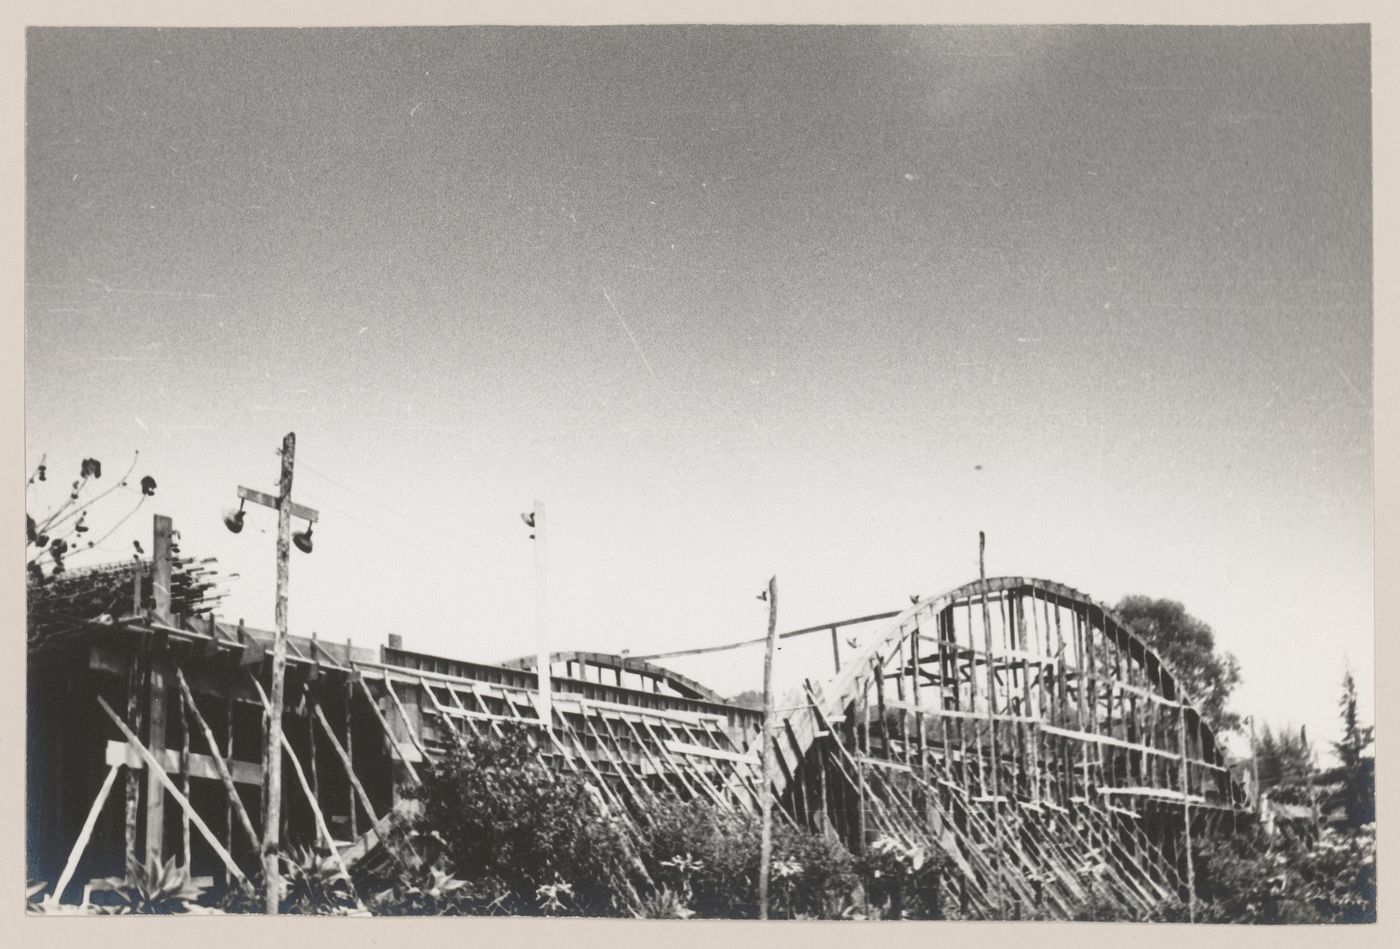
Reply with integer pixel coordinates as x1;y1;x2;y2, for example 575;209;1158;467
25;25;1371;751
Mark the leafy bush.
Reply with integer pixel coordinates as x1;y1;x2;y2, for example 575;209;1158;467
407;726;637;916
1193;824;1376;924
858;835;950;920
641;797;859;919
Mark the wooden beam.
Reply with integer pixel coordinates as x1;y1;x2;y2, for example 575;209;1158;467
236;485;319;523
382;676;431;762
123;650;143;868
313;703;381;827
50;764;121;905
152;514;173;624
248;677;358;891
144;653;169;866
356;676;422;785
97;696;253;892
106;741;262;786
173;670;261;851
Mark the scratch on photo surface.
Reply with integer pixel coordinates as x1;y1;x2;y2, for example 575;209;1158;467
85;277;231;299
601;287;658;381
1336;367;1368;408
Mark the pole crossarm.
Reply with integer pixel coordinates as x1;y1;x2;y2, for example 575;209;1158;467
236;485;319;523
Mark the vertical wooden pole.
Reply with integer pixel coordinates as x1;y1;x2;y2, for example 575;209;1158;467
978;531;1004;918
124;650;144;868
757;575;778;921
830;626;841;673
532;501;552;731
345;642;357;841
152;515;172;625
1177;703;1196;922
223;691;234;877
145;514;173;867
263;431;296;914
180;684;191;869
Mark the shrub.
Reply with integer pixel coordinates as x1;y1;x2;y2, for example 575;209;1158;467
858;835;951;920
1193;824;1376;924
641;797;859;919
407;725;637;916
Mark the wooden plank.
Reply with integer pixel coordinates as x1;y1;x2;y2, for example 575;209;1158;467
314;703;380;826
50;764;121;905
382;675;431;762
663;739;757;765
123;650;143;868
248;677;358;892
144;653;169;865
356;676;422;785
179;684;191;869
152;514;173;624
345;649;357;840
237;485;319;523
173;669;261;851
96;696;253;892
106;740;263;786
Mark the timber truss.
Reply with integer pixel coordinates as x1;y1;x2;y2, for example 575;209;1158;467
27;560;1247;917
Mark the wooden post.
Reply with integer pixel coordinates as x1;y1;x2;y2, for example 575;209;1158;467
314;704;380;826
757;575;778;920
152;514;173;624
180;684;191;869
223;691;235;878
345;643;357;840
175;669;260;853
97;696;253;893
263;431;296;914
978;531;1005;918
830;626;841;673
531;501;552;730
249;678;357;889
1177;703;1196;922
144;514;173;866
124;650;144;867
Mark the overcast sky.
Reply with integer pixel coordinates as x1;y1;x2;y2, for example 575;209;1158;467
26;25;1371;751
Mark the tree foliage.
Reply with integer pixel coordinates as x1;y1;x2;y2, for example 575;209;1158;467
1331;670;1375;829
1193;825;1376;924
641;796;863;918
407;728;638;916
1254;724;1314;794
1114;595;1241;731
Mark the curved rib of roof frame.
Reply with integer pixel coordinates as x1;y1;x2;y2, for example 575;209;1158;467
750;576;1249;919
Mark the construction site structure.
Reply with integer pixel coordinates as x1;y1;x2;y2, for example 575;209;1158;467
26;517;1249;917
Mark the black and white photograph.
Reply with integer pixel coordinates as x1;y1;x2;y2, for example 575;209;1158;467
21;12;1377;924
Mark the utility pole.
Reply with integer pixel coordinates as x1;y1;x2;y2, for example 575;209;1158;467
528;501;551;731
228;433;319;914
757;575;778;920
